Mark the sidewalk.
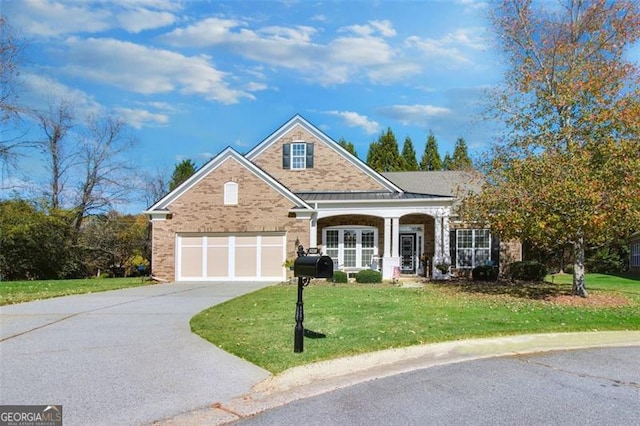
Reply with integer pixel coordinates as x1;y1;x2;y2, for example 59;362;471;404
152;330;640;425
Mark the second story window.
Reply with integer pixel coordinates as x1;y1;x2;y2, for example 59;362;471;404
282;142;314;170
291;143;306;169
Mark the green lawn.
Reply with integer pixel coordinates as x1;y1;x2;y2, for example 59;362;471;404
191;274;640;373
0;277;154;305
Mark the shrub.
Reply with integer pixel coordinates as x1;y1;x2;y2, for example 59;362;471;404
355;269;382;283
506;261;548;281
472;265;499;281
331;270;348;283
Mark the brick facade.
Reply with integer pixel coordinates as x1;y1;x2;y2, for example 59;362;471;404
151;157;308;281
252;125;387;192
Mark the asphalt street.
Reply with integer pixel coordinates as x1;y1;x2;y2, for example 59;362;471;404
237;346;640;426
0;281;273;426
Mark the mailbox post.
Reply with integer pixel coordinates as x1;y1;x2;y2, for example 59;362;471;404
292;246;333;353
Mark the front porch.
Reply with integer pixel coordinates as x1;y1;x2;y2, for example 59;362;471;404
309;212;452;280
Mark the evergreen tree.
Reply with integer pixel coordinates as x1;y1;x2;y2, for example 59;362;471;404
169;159;197;191
451;137;472;170
419;132;442;171
366;128;404;172
401;136;419;171
337;137;358;157
442;153;453;170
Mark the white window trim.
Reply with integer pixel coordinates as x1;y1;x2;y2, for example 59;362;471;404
323;226;378;269
456;229;491;269
291;142;307;170
224;181;238;205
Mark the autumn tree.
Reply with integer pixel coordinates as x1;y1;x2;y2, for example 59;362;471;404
366;128;405;172
169;159;197;191
420;132;442;171
451;137;473;170
401;136;419;171
462;0;640;297
337;137;358;157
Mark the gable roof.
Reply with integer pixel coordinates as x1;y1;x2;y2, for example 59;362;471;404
246;114;403;193
382;171;485;197
145;147;311;212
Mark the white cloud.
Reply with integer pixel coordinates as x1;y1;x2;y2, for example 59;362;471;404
21;73;103;115
114;107;169;128
378;104;452;126
6;0;112;37
405;27;488;67
161;17;408;86
324;111;380;135
4;0;178;37
62;37;251;104
117;8;177;33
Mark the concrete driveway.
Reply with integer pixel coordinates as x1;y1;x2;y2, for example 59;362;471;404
0;281;274;425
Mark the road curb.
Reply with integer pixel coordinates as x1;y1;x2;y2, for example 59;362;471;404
153;331;640;425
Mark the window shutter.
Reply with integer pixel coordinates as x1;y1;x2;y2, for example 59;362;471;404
449;230;457;268
282;144;290;169
491;235;500;266
306;143;314;168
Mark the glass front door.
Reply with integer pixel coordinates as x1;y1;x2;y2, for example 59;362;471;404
400;234;415;273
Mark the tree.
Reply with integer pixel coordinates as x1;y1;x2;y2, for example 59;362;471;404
34;99;75;209
80;211;149;277
0;199;77;280
462;0;640;297
401;136;419;171
169;159;197;191
451;137;473;170
442;153;453;170
337;137;358;157
366;128;405;172
420;132;442;171
0;16;27;171
73;113;136;231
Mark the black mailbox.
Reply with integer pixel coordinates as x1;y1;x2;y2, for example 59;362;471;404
294;256;333;278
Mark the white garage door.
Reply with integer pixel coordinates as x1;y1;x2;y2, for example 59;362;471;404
176;233;286;281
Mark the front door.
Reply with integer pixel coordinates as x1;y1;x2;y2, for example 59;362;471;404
400;234;416;273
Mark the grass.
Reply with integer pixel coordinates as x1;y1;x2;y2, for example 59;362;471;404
190;274;640;373
0;277;154;305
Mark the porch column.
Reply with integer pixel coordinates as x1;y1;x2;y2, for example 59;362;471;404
391;217;400;258
434;215;442;261
433;211;451;280
309;213;317;248
383;217;391;257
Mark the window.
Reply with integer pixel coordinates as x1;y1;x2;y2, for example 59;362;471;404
323;227;378;269
456;229;490;269
282;142;314;169
631;242;640;268
223;181;238;205
291;143;306;170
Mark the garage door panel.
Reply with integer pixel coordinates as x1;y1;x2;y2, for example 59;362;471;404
235;246;257;277
261;246;283;276
181;246;203;278
206;246;228;277
177;233;284;281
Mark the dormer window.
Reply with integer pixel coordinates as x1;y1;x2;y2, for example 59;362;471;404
282;142;314;170
224;181;238;205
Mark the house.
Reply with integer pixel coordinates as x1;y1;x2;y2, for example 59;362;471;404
145;115;518;282
630;232;640;276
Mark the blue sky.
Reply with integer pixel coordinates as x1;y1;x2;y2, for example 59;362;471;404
2;0;504;212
